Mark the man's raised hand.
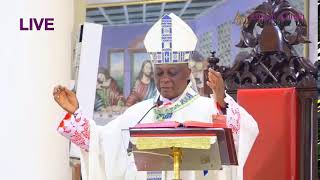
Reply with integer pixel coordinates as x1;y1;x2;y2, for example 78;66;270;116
53;85;79;114
206;68;226;108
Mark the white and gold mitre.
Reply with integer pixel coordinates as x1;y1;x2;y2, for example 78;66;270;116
144;13;198;64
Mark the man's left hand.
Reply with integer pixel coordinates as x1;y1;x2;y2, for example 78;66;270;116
206;68;226;108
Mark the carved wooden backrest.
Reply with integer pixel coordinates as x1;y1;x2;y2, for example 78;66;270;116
204;0;316;91
203;1;317;179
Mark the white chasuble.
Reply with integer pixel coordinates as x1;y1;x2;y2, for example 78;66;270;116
59;86;259;180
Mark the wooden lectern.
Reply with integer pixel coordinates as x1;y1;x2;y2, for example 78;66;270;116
129;127;238;180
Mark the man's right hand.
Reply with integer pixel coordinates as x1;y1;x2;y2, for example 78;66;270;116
53;85;79;114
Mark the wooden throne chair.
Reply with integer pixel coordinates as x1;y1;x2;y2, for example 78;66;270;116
203;0;318;179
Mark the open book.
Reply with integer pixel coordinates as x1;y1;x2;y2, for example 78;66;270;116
132;119;227;129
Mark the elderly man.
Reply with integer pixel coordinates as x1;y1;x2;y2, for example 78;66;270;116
53;13;258;180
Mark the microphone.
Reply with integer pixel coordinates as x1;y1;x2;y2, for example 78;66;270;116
127;99;163;155
135;98;163;125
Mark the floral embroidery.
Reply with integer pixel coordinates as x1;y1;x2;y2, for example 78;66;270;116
225;95;241;135
57;110;90;151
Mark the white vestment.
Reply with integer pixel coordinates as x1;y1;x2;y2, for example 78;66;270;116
79;87;259;180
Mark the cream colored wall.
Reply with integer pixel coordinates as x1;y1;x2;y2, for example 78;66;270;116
74;0;86;32
0;0;74;179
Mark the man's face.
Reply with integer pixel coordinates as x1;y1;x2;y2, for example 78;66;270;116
154;64;191;99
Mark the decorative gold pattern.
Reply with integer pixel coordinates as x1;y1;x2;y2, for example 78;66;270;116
234;11;248;28
133;137;213;150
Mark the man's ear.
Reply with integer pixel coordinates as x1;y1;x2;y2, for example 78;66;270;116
186;67;192;78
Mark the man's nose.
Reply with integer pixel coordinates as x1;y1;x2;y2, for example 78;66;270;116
159;76;171;84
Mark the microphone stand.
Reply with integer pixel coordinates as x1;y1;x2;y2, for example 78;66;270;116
127;98;163;154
